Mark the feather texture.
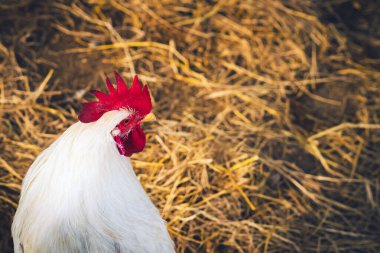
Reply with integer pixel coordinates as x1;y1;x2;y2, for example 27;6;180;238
12;110;175;253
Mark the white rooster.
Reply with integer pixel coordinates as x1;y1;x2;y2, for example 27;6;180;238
12;72;175;253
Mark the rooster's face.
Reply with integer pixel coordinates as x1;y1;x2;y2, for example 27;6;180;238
78;72;154;157
111;110;155;157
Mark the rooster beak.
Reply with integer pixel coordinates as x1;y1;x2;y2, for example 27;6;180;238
141;112;156;123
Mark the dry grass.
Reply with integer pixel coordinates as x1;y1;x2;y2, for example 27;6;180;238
1;0;380;252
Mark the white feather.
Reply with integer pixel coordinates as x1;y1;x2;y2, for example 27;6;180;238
12;110;175;253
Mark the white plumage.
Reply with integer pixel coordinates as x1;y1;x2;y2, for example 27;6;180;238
12;109;175;253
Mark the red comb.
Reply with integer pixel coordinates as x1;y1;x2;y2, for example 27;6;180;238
78;72;152;123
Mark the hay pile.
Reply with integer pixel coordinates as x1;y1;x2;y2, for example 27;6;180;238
1;0;380;252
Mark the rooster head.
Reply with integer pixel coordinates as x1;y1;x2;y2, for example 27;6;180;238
78;72;155;157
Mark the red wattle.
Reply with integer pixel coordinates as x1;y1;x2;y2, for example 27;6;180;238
118;125;146;157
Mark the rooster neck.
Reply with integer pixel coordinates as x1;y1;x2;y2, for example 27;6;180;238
12;110;174;253
18;109;156;218
51;111;150;201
